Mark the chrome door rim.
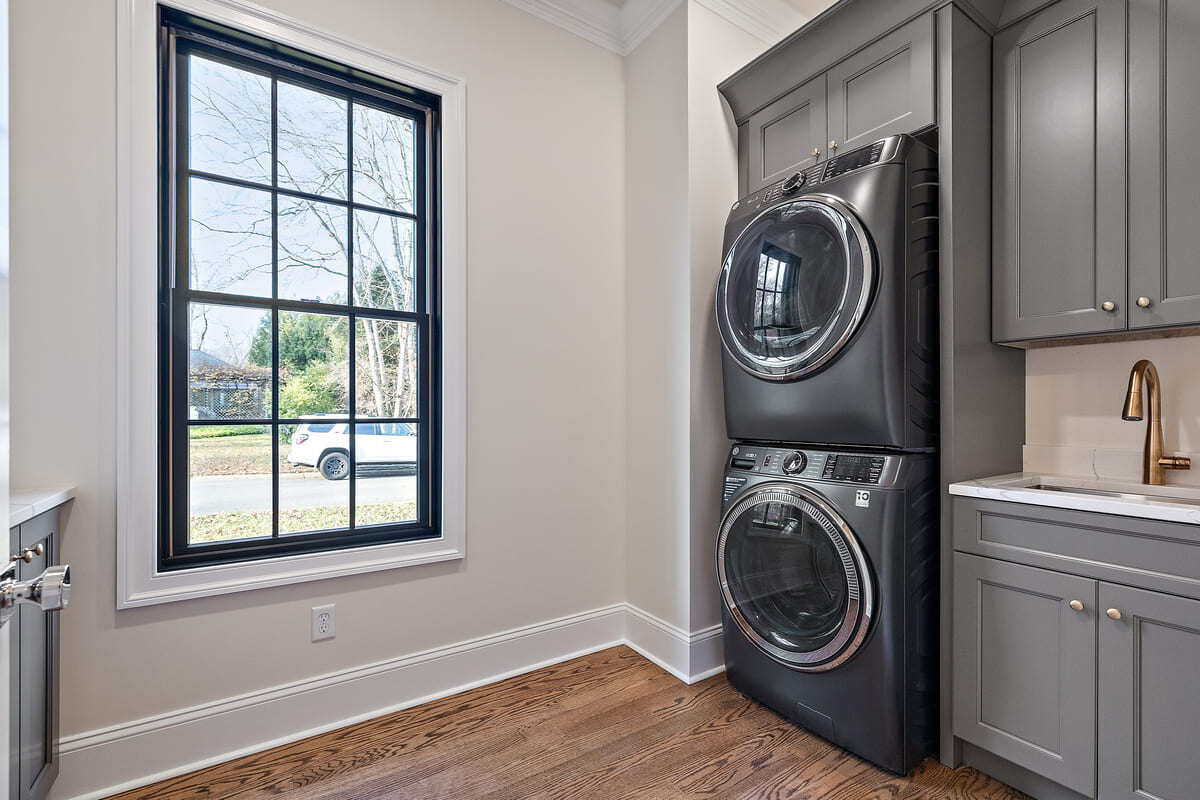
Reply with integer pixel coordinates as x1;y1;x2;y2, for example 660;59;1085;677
715;194;875;382
716;483;874;671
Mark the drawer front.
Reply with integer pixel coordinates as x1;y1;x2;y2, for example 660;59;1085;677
953;553;1097;796
953;498;1200;600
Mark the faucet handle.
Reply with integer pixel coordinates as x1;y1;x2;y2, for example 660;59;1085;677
1159;456;1192;471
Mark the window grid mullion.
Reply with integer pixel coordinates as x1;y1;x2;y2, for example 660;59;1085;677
270;75;280;540
347;96;357;531
186;168;422;224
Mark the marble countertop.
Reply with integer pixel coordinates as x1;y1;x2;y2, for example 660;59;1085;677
10;487;76;528
949;473;1200;525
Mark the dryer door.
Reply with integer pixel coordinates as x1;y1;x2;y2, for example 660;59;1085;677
716;196;873;381
717;483;874;671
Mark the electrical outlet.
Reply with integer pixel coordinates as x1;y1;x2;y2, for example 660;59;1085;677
311;604;336;642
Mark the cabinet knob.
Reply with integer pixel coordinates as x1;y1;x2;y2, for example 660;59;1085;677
1101;300;1116;312
829;139;839;152
1106;608;1122;620
812;147;821;158
1136;296;1153;308
1068;599;1084;611
10;543;44;564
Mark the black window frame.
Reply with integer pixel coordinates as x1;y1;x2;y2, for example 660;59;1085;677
157;9;443;570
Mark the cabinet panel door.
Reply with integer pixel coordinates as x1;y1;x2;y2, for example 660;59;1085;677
953;554;1097;796
826;14;935;153
1099;583;1200;800
745;75;826;193
9;520;59;800
992;0;1127;342
1128;0;1200;328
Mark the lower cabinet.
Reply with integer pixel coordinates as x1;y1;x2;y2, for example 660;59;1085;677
1098;584;1200;800
952;554;1097;797
954;551;1200;800
9;512;61;800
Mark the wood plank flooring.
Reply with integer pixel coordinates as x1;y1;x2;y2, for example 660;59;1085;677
109;646;1028;799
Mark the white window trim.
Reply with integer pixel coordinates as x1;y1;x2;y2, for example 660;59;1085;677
116;0;467;609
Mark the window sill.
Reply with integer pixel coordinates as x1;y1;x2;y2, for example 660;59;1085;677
119;536;463;608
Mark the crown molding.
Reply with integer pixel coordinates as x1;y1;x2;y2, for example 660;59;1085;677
502;0;809;55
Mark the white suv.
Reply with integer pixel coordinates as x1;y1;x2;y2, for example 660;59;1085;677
287;418;418;480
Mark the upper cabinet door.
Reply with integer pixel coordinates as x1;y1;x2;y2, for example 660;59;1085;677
826;15;935;154
1128;0;1200;328
992;0;1127;343
1099;583;1200;800
745;75;827;193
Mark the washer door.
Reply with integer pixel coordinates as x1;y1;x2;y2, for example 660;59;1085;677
716;195;873;381
717;484;874;671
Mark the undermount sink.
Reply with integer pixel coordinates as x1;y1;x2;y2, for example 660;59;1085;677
1028;483;1200;507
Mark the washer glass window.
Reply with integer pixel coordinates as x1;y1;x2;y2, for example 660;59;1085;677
718;487;872;670
717;198;872;380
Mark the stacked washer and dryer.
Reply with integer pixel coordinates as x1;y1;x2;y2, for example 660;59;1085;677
714;134;939;774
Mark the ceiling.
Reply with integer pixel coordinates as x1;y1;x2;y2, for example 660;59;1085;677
501;0;829;55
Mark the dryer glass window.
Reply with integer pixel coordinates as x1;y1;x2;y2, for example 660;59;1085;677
717;199;872;380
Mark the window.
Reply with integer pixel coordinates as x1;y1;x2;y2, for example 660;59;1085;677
158;11;441;570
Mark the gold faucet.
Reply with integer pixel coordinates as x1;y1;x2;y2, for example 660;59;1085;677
1121;359;1192;485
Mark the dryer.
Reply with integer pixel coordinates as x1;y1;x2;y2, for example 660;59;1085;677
717;441;938;774
716;134;938;450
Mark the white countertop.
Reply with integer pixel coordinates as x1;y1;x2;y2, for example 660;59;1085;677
10;487;76;528
949;473;1200;525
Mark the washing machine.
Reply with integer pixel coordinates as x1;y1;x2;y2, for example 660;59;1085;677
716;134;938;450
717;441;938;774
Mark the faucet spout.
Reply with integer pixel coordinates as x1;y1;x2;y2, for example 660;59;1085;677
1121;359;1191;485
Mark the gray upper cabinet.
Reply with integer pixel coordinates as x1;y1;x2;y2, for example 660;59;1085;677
735;11;936;195
1127;0;1200;328
826;15;935;154
746;75;827;193
992;0;1127;343
1098;583;1200;800
952;553;1097;797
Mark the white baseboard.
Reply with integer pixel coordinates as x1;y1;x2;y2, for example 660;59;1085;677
50;603;726;800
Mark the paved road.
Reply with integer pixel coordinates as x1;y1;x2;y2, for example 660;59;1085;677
191;472;417;514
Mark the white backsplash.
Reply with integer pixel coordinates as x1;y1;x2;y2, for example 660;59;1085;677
1024;334;1200;486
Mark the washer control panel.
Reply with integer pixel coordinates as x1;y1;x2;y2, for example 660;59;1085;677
726;443;900;496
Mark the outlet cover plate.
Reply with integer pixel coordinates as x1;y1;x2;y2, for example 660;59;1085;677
311;603;336;641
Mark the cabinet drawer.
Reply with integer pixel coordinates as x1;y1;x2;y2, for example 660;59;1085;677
826;14;935;153
953;553;1097;796
954;498;1200;600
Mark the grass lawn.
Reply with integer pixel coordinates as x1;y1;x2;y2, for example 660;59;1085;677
189;430;308;476
189;501;418;543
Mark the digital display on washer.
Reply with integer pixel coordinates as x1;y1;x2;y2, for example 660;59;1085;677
822;454;885;484
821;141;886;180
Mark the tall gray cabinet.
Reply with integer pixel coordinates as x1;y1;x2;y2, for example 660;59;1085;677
993;0;1200;342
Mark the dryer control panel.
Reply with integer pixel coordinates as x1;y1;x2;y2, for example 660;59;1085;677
724;443;901;503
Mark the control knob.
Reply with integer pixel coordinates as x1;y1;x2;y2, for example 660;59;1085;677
782;451;807;475
780;172;805;194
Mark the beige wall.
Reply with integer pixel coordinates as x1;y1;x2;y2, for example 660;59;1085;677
685;2;766;631
1025;335;1200;485
623;5;690;630
10;0;626;736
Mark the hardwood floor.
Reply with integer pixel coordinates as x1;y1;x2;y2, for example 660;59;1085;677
109;646;1027;799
